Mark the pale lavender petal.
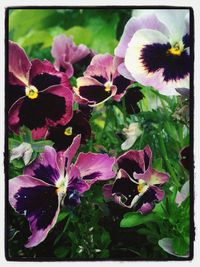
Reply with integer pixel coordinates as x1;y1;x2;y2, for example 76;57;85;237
158;238;189;258
74;152;116;186
175;180;189;207
114;14;169;58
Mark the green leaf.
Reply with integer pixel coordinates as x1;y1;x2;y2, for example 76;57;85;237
8;138;22;150
56;211;69;224
65;26;92;46
17;30;53;49
9;9;55;40
54;246;69;259
120;212;159;228
101;230;111;247
172;237;189;256
32;140;54;153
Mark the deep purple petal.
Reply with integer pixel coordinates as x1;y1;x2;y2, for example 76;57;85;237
180;146;190;171
112;75;131;101
24;146;60;185
9;175;60;248
30;59;71;90
47;110;91;151
117;145;152;178
124;86;144;114
9;41;31;86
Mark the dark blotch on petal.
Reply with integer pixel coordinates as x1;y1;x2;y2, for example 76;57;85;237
112;178;138;206
144;150;150;171
118;157;143;177
92;75;107;84
125;87;144;114
141;43;190;82
134;187;157;211
113;75;130;95
79;85;111;104
19;92;66;130
31;73;61;92
47;111;91;151
7;84;25;109
15;185;58;230
33;164;60;185
182;34;190;48
82;171;101;180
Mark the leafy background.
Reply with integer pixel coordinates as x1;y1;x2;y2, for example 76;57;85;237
7;8;191;260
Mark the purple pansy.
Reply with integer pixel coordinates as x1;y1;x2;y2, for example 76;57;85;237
179;146;190;171
115;10;190;95
8;41;74;140
9;135;116;247
51;34;92;78
46;110;91;151
103;146;169;214
74;54;131;106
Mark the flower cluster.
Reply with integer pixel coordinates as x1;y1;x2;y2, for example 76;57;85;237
8;9;190;250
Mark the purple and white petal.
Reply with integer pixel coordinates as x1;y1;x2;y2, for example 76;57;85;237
115;14;169;58
74;152;116;186
134;168;169;185
24;146;60;186
9;41;31;86
125;28;189;95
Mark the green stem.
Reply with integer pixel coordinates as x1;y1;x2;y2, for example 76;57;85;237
157;133;180;187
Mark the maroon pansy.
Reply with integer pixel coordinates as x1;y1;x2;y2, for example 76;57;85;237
46;110;91;151
74;54;131;106
103;146;169;214
8;41;74;140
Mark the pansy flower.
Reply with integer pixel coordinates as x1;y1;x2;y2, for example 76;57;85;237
46;110;91;151
103;146;169;214
51;34;92;78
115;10;190;95
74;54;131;106
9;135;116;247
8;41;74;140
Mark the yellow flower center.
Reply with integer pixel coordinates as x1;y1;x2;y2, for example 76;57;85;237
167;42;184;56
56;177;67;195
64;127;73;136
25;85;39;99
104;81;112;92
137;179;147;193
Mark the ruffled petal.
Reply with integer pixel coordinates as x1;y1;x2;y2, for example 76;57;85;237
9;41;31;86
115;13;169;58
9;175;60;248
74;152;116;186
30;59;71;90
117;145;152;178
134;168;169;185
125;28;189;95
75;77;116;106
57;135;81;175
24;146;60;186
84;54;116;81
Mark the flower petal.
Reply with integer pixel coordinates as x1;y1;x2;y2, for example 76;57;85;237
125;28;189;95
112;75;131;101
84;54;116;81
117;145;152;178
74;152;116;186
9;175;60;248
115;13;169;58
24;146;60;186
47;110;91;151
158;238;189;258
134;168;169;185
9;41;31;86
57;135;81;174
30;59;71;91
175;180;189;207
75;77;115;106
